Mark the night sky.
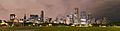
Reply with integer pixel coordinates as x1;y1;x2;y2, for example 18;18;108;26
0;0;120;20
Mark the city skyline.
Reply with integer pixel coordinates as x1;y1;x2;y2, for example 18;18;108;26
0;0;120;20
0;0;120;31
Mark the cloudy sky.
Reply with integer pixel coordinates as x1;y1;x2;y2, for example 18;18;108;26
0;0;120;20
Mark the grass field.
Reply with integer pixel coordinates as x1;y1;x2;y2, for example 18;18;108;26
0;26;120;31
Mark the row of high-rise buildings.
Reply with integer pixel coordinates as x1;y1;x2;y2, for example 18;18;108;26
56;8;90;27
0;8;108;27
52;8;109;27
9;11;45;23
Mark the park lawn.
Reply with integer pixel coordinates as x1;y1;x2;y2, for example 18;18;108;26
0;26;120;31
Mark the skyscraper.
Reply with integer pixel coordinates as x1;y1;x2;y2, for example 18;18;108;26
80;10;88;27
74;8;80;24
23;14;26;26
41;11;44;22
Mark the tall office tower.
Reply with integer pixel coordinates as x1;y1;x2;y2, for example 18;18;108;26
41;11;44;22
87;13;93;24
74;8;80;24
73;13;78;24
10;14;16;20
23;14;26;26
80;10;88;27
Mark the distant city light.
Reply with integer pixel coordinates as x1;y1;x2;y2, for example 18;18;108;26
80;19;87;21
38;19;41;20
53;21;57;23
19;21;23;23
81;22;87;24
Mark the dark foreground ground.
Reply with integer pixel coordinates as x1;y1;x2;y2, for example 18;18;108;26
0;26;120;31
